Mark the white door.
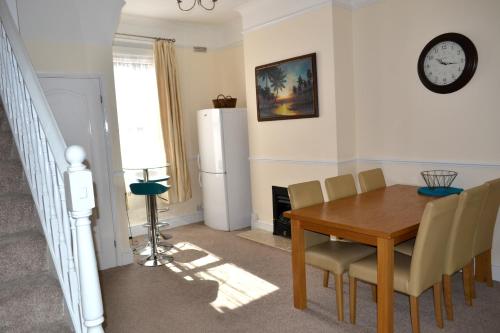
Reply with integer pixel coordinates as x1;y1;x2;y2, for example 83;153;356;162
40;76;117;269
201;172;229;231
197;109;225;173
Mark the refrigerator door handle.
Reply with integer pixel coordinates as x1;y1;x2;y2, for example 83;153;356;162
198;172;203;188
197;153;201;170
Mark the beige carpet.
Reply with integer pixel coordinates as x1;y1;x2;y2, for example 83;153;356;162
100;223;500;333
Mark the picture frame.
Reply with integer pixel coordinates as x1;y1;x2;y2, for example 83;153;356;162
255;53;319;122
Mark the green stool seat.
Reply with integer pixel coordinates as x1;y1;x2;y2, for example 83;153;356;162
130;182;169;196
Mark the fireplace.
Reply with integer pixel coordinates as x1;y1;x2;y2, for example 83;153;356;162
272;186;292;238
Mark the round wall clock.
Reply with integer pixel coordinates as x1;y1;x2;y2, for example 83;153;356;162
417;32;478;94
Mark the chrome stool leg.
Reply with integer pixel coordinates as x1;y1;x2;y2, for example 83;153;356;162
133;241;173;256
139;253;173;267
139;194;173;266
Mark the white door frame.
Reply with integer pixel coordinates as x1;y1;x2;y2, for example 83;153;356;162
38;72;130;269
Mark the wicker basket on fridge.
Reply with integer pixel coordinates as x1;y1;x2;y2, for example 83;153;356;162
212;94;237;108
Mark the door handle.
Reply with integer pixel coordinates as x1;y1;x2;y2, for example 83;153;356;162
197;154;201;169
198;172;202;188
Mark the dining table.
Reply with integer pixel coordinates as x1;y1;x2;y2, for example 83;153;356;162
283;184;436;333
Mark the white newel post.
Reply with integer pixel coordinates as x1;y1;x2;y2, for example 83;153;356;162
64;146;105;333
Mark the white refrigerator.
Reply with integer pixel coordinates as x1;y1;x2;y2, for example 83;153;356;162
197;108;251;231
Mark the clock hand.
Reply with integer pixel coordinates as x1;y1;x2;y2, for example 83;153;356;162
436;58;457;65
436;58;446;65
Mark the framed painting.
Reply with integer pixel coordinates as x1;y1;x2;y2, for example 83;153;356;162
255;53;319;121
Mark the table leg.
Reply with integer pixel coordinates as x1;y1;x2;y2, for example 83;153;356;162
291;219;307;309
377;237;394;333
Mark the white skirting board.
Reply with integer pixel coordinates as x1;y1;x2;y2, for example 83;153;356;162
118;248;134;266
251;219;273;233
129;212;204;237
493;265;500;282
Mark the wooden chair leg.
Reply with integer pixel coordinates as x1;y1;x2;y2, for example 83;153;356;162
475;249;493;287
335;273;344;321
462;262;473;306
410;296;420;333
468;261;475;302
349;276;357;324
371;285;377;303
433;282;444;328
443;274;453;320
323;270;330;288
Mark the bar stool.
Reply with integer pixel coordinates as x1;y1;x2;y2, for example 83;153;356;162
133;175;172;256
130;182;173;267
138;176;172;240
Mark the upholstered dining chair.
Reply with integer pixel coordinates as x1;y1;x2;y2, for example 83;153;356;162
288;180;376;321
323;174;378;302
441;185;488;320
348;195;459;333
358;168;386;193
394;238;415;256
325;174;357;201
471;178;500;295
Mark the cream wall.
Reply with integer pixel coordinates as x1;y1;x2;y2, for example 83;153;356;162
352;0;500;278
243;4;343;229
213;44;247;108
332;5;357;175
353;0;500;163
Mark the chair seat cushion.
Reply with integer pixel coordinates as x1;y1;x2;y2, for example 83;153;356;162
349;252;413;295
395;238;416;256
306;241;376;275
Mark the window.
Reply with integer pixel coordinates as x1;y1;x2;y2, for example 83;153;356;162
113;53;167;184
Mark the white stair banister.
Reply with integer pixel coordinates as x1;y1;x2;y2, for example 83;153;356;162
65;146;104;333
0;1;106;332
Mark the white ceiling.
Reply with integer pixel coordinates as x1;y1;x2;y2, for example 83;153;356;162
121;0;251;24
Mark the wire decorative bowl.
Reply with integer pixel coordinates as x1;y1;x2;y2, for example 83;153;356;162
421;170;457;188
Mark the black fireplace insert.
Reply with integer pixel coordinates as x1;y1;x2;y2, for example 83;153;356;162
272;186;291;238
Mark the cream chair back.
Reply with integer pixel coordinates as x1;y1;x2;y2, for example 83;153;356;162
325;174;357;201
473;178;500;256
288;180;329;248
408;195;459;296
358;168;386;193
288;180;324;209
444;185;488;275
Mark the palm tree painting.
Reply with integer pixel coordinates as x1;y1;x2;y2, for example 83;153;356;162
255;53;318;121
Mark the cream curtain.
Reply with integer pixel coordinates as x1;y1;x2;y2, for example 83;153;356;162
154;40;192;203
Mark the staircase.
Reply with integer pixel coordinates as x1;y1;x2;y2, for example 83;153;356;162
0;1;105;331
0;104;71;332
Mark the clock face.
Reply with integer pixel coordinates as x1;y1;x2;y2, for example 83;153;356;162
423;41;466;86
417;33;478;94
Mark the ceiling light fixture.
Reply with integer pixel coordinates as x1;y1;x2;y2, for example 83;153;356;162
177;0;218;11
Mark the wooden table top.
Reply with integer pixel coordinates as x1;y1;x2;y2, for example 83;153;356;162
284;185;436;241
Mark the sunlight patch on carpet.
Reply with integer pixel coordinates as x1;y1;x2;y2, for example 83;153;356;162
163;242;279;313
195;263;279;313
168;242;221;269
